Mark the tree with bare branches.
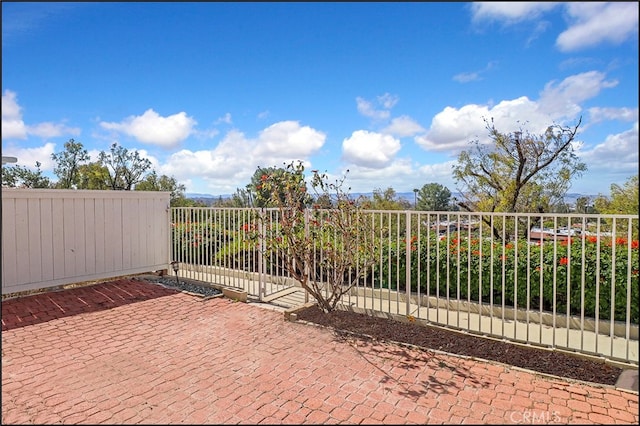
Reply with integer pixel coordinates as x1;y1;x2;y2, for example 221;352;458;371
453;117;586;214
97;142;152;190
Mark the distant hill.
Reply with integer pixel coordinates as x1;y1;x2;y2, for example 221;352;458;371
392;192;597;206
187;192;597;206
186;193;224;199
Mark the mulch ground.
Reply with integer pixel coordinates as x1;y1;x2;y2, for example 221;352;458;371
295;304;623;386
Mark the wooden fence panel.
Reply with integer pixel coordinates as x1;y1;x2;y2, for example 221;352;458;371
2;189;170;295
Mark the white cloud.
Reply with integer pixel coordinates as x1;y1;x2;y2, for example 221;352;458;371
356;93;399;121
2;90;27;139
161;130;253;181
452;72;480;83
579;122;639;173
470;2;559;24
1;90;22;121
336;158;415;193
2;120;28;140
356;97;389;121
6;142;56;170
470;2;638;52
334;157;460;195
416;71;619;152
381;116;425;138
416;97;539;151
377;93;399;109
28;121;81;138
2;3;85;43
416;160;459;189
193;128;220;140
342;130;401;168
557;3;639;52
159;121;326;194
254;120;326;160
453;61;498;83
588;107;639;124
538;71;617;118
215;113;232;125
2;90;80;140
100;109;197;148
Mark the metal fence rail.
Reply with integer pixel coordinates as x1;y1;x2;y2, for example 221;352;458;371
171;207;639;364
171;207;297;299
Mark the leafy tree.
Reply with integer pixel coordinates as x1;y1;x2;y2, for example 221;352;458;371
416;182;452;211
171;197;207;208
1;162;52;188
76;162;111;189
207;193;239;207
233;187;254;207
97;142;152;190
360;187;410;237
135;171;191;206
574;196;592;214
362;187;410;210
453;117;586;214
593;174;638;215
51;139;89;189
247;166;310;208
551;201;571;214
255;161;379;312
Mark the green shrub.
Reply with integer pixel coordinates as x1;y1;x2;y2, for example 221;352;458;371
375;233;639;323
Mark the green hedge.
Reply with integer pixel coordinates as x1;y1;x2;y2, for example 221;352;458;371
374;233;639;324
173;219;639;324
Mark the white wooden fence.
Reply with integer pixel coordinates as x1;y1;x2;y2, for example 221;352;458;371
2;189;171;295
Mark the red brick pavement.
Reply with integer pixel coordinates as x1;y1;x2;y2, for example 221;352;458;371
2;279;638;424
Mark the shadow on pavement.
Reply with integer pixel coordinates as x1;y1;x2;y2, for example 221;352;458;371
2;279;178;331
331;329;492;400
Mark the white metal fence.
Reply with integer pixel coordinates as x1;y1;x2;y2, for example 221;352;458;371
2;189;171;296
171;207;297;298
171;207;639;364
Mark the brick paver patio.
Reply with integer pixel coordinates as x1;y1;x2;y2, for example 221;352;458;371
2;279;638;424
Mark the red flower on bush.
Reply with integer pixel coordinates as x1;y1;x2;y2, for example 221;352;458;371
559;257;569;266
407;235;418;251
631;240;639;249
241;223;257;232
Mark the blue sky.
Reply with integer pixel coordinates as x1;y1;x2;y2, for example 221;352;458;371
2;2;638;197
